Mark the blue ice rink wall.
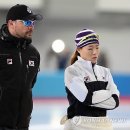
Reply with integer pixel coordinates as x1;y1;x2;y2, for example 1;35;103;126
32;71;130;98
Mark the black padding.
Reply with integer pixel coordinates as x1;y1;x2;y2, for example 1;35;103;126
84;81;108;92
112;94;119;108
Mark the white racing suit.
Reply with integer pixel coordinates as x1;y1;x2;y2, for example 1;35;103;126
62;56;120;130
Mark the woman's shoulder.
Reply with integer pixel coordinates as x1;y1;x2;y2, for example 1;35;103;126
65;64;75;71
65;63;78;74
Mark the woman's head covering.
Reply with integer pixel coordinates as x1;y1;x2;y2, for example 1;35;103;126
75;29;99;48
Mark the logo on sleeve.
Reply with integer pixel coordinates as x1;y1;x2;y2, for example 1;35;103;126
29;60;34;67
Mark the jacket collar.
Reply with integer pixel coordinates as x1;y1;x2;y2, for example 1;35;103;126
76;56;97;72
0;24;32;47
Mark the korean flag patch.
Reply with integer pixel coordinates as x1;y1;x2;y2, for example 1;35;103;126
29;60;34;67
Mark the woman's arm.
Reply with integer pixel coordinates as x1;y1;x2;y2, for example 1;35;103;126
65;67;93;105
91;69;119;109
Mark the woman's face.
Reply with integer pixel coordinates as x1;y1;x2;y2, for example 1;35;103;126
77;43;100;63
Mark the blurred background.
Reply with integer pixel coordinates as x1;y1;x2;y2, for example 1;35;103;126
0;0;130;130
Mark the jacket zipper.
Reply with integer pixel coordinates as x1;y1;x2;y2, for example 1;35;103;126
18;43;28;87
92;65;98;81
17;43;23;91
25;65;29;86
19;51;22;65
17;42;23;66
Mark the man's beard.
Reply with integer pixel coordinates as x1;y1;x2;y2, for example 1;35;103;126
24;31;33;40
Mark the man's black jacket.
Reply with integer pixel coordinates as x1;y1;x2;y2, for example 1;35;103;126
0;24;40;129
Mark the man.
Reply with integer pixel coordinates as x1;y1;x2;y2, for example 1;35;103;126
0;4;43;130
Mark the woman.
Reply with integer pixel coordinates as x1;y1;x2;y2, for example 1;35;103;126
61;29;120;130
